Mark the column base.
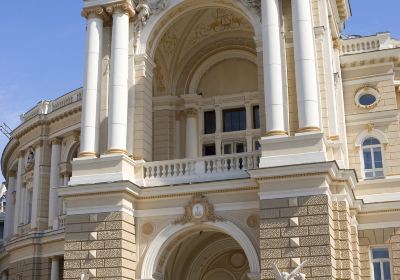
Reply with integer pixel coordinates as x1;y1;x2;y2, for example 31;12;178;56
105;148;128;155
264;130;288;137
78;151;97;158
259;132;327;168
296;126;321;133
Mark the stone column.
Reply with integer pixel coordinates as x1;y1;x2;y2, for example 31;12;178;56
50;257;59;280
31;142;43;230
4;171;16;240
245;103;252;130
215;106;222;134
186;108;198;158
175;112;181;158
1;271;7;280
80;7;105;157
292;0;321;132
106;3;134;154
261;0;287;136
48;139;61;228
13;152;24;235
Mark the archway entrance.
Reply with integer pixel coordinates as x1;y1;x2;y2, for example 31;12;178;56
140;221;260;280
164;231;249;280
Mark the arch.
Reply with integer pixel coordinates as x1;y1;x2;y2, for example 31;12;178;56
140;221;260;279
355;129;389;150
188;49;257;95
138;0;261;57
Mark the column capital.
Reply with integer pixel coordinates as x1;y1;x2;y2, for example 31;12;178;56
81;6;109;20
49;138;62;146
185;108;198;118
105;2;136;17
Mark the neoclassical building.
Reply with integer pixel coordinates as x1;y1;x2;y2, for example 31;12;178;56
1;0;400;279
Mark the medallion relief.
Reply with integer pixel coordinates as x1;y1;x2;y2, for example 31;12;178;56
174;194;223;225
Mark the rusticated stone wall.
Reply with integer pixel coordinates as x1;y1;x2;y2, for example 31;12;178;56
260;194;344;280
63;212;136;279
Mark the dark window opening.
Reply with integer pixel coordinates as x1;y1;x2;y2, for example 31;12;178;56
203;144;216;156
253;105;260;129
204;111;216;134
223;108;246;132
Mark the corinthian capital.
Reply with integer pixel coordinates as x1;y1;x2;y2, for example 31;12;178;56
105;1;136;17
81;6;109;20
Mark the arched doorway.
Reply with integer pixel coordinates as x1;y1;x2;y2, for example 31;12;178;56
140;221;260;280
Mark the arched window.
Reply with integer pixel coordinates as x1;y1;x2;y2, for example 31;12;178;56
362;137;384;178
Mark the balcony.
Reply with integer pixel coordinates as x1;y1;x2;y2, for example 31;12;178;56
136;151;261;187
70;151;261;188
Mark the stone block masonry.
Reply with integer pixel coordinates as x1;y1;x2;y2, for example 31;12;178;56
63;212;136;279
260;194;348;280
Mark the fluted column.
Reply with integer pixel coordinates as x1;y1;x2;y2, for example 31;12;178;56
261;0;287;136
4;171;16;240
13;153;24;235
106;3;134;154
186;108;198;158
31;142;43;230
80;7;105;157
292;0;321;131
50;257;59;280
48;139;61;228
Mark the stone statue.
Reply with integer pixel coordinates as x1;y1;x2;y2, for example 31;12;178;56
272;261;307;280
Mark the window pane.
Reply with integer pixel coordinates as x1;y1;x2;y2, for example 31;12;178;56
223;108;246;132
253;106;260;129
373;262;382;280
363;137;380;146
375;171;384;177
372;248;390;259
254;140;261;151
204;111;216;134
363;150;373;169
359;94;377;106
365;171;374;178
383;262;391;280
235;143;244;153
373;148;383;168
223;144;232;155
203;144;216;156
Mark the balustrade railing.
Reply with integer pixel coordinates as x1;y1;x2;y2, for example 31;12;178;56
138;152;260;187
20;88;83;122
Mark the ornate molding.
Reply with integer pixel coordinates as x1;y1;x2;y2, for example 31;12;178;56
105;2;136;17
81;7;109;21
173;194;223;225
239;0;261;18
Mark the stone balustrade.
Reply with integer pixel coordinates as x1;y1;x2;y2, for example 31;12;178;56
139;152;260;187
19;88;83;122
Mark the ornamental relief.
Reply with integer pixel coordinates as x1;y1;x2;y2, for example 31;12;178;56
188;9;252;47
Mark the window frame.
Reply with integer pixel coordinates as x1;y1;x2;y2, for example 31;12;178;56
222;107;247;132
370;247;392;280
361;137;384;179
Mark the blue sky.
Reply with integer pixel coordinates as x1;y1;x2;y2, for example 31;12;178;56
0;0;399;180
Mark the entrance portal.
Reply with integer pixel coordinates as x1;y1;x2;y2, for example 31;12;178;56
164;231;249;280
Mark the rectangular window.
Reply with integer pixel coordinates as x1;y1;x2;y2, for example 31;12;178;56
204;111;216;134
223;108;246;132
371;248;391;280
253;105;260;129
222;142;246;155
203;143;216;156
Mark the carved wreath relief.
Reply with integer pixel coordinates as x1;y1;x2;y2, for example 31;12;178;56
174;194;223;225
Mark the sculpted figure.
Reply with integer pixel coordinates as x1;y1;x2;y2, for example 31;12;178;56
272;261;307;280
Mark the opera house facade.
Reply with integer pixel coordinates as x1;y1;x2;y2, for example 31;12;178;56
0;0;400;279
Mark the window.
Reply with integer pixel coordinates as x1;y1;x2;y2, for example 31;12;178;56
223;108;246;132
203;143;216;156
359;93;377;106
371;248;391;280
362;137;384;178
253;106;260;129
254;140;261;151
222;142;246;155
204;111;216;134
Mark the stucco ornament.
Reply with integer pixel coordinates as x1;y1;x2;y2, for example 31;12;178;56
240;0;261;18
272;261;307;280
174;194;223;225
